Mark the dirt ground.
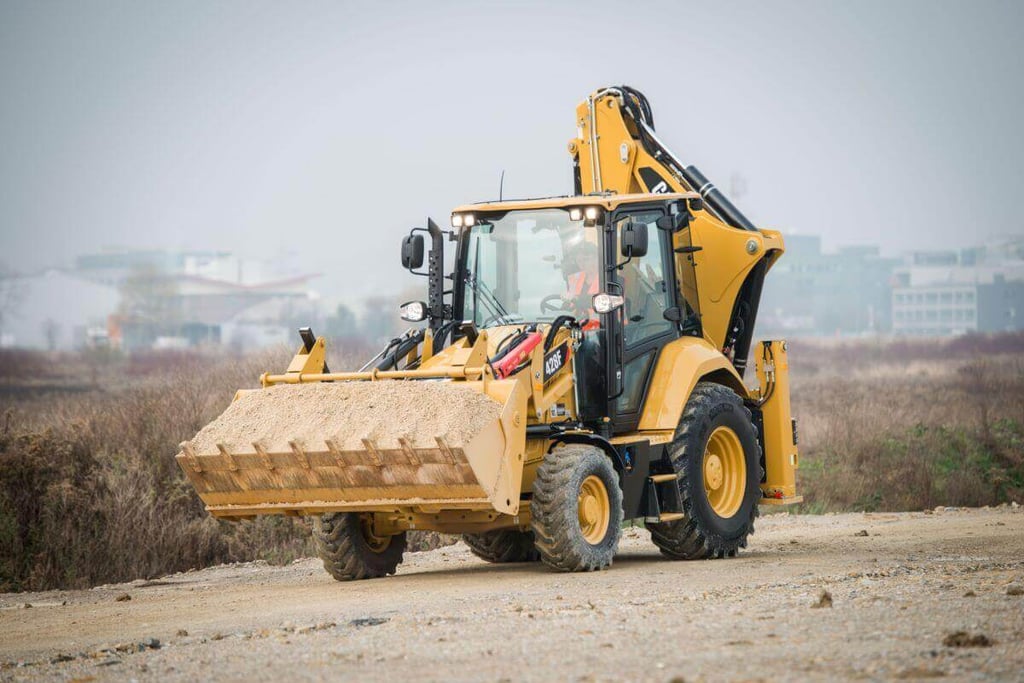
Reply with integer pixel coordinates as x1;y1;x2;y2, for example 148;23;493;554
2;507;1022;682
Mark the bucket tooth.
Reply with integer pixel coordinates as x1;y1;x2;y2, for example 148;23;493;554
398;437;421;466
253;442;274;470
288;440;311;469
361;438;384;466
324;438;345;467
435;436;457;465
215;443;239;471
179;441;203;474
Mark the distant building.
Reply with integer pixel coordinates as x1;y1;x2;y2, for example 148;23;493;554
758;234;898;337
891;239;1024;336
1;249;320;351
0;270;120;350
120;270;319;351
74;250;226;287
103;250;321;351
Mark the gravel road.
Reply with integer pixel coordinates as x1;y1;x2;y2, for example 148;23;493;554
2;507;1022;682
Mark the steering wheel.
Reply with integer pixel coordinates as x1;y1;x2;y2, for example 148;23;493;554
540;294;574;315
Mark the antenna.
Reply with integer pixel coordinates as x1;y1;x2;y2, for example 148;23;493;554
499;170;505;201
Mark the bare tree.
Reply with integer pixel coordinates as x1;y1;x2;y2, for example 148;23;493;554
41;318;60;351
0;262;27;344
118;265;181;338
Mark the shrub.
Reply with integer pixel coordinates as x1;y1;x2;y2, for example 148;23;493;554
1;336;1022;591
790;346;1024;513
0;426;110;591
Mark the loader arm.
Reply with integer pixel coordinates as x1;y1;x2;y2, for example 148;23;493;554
569;85;782;374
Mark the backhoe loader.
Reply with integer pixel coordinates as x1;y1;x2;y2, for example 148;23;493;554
177;85;801;580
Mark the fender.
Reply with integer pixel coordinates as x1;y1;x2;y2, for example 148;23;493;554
638;336;749;431
547;431;627;473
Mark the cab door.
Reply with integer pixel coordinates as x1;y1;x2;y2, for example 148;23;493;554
607;206;680;433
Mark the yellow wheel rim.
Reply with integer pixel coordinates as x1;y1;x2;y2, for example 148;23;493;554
577;475;611;544
360;516;390;553
703;426;747;518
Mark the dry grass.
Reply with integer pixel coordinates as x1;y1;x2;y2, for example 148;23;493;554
786;335;1024;512
0;346;455;592
0;349;313;592
2;333;1022;591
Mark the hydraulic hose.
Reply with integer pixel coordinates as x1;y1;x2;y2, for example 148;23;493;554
610;85;758;233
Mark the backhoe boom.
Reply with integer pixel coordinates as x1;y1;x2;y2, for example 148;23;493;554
568;85;781;372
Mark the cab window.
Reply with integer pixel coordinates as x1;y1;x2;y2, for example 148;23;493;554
614;211;675;347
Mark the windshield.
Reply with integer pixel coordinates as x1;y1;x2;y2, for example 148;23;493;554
462;208;600;327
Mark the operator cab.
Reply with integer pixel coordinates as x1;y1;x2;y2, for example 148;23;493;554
401;193;704;436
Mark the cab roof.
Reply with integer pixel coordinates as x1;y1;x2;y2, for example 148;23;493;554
451;192;699;215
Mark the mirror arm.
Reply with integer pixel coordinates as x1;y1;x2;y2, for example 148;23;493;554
609;250;636;271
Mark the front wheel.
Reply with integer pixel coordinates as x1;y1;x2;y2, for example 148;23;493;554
313;512;406;581
463;529;539;563
649;382;762;559
530;444;623;572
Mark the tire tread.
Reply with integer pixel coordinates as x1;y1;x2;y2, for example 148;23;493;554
312;512;406;581
463;529;539;563
530;444;623;572
649;382;761;560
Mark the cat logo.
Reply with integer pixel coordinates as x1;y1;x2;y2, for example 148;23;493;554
638;167;671;194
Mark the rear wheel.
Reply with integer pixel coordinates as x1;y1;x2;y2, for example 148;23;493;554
531;444;622;572
649;382;761;559
313;512;406;581
462;530;539;563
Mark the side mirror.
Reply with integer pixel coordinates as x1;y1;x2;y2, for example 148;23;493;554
401;234;425;270
620;220;648;258
662;306;684;322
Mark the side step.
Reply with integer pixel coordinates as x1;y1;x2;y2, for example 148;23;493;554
643;473;685;524
657;512;685;522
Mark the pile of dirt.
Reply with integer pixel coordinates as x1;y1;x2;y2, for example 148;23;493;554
187;381;502;455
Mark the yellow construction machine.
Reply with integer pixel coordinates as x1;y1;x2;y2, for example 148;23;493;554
177;85;801;580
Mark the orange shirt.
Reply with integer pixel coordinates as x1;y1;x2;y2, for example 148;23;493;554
567;271;600;330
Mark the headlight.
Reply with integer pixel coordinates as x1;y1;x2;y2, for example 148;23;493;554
451;214;464;228
584;206;600;221
592;293;624;314
463;213;475;227
399;301;428;322
569;207;583;221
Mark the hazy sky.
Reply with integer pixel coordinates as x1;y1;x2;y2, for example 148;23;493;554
2;0;1022;303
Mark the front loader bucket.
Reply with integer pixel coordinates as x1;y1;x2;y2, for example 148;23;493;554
176;379;528;519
